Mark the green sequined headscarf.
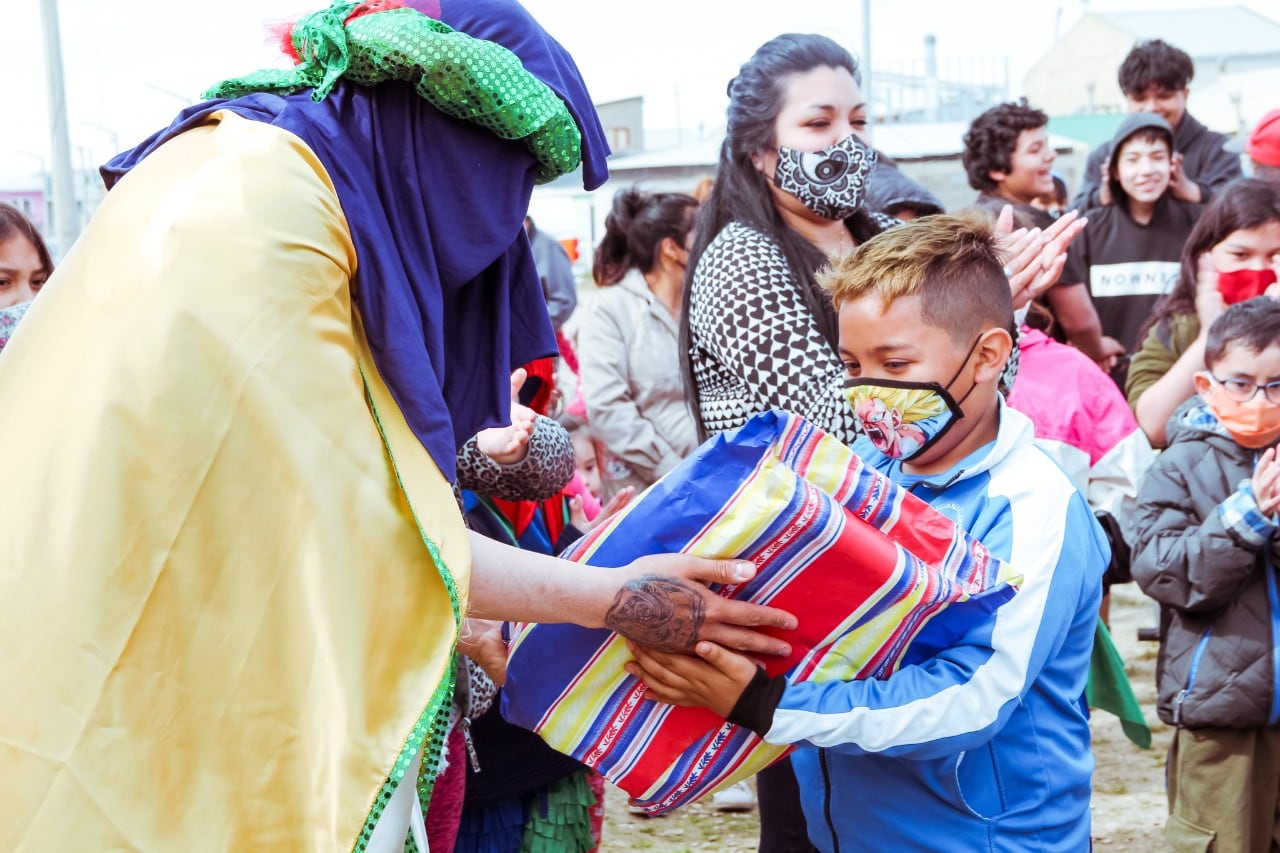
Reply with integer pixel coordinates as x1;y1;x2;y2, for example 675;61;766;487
204;1;581;183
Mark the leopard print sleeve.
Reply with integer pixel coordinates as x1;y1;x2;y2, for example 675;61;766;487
455;414;575;501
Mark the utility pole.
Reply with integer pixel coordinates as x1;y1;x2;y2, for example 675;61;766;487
40;0;79;258
862;0;872;106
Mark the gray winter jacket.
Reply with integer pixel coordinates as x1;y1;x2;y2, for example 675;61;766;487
1131;401;1280;728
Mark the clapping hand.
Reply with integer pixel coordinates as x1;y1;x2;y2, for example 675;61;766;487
1252;448;1280;519
995;205;1086;310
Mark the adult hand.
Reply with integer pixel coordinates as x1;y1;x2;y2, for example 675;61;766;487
458;618;509;687
1193;253;1226;332
1168;152;1204;204
996;206;1086;309
604;554;796;657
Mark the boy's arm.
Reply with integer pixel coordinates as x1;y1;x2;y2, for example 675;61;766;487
633;490;1106;761
1131;451;1277;612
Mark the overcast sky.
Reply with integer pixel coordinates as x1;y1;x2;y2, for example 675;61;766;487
2;0;1272;178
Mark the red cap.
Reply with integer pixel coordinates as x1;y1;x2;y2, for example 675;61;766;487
1228;108;1280;169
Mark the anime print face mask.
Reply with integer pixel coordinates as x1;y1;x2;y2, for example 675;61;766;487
843;337;981;461
773;133;876;221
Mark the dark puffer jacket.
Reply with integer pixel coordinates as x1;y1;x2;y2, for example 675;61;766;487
1131;401;1280;729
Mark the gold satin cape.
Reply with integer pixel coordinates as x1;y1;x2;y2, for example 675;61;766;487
0;112;469;850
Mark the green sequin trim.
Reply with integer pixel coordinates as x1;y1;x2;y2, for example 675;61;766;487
203;3;581;183
352;357;464;853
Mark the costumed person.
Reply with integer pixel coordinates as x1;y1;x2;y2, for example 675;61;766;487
679;32;1080;851
0;3;796;851
0;202;52;353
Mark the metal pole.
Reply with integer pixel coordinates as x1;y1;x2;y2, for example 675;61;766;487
40;0;79;258
861;0;872;105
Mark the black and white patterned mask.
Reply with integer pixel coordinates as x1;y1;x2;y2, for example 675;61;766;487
772;133;876;220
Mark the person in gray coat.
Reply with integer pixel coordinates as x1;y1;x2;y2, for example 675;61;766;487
578;189;701;495
1131;297;1280;852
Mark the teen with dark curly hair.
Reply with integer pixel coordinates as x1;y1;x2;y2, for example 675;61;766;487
963;101;1123;371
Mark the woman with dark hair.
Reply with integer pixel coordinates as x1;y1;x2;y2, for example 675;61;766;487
677;32;1081;851
1128;178;1280;445
579;188;700;493
0;203;53;352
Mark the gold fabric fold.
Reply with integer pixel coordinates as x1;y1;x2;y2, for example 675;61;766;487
0;111;469;850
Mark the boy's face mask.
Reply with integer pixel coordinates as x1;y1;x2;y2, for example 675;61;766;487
773;133;876;221
1196;371;1280;448
1217;268;1277;305
842;336;981;461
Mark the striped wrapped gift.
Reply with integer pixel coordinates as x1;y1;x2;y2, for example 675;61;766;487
502;411;1018;814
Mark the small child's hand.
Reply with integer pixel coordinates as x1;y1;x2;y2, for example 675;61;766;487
624;639;760;719
1252;447;1280;518
575;486;635;533
475;404;536;464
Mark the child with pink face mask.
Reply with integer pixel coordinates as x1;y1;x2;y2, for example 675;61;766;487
1130;297;1280;851
1128;178;1280;445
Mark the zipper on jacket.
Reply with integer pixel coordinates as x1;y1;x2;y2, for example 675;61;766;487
818;748;840;853
1265;551;1280;726
1173;627;1212;726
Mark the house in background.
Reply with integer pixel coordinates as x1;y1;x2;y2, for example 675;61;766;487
1025;6;1280;134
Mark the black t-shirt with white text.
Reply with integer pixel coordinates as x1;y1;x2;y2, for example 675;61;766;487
1062;196;1202;352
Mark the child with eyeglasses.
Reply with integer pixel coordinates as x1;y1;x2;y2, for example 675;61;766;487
1131;296;1280;851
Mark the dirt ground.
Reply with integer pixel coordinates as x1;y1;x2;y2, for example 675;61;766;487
598;583;1172;852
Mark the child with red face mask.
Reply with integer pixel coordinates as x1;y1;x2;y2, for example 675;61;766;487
1127;178;1280;446
1131;297;1280;851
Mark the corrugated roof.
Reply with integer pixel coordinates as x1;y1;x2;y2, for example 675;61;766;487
1098;7;1280;58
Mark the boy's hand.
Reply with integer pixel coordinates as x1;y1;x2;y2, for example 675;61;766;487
624;640;759;718
1252;448;1280;518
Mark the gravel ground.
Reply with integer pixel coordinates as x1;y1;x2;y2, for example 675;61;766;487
598;583;1172;852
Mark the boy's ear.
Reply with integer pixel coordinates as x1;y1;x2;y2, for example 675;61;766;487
988;169;1008;186
972;327;1014;385
1192;370;1214;401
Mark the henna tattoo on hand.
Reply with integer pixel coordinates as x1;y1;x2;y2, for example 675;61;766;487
603;575;706;653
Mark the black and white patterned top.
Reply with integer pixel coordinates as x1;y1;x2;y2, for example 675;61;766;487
687;221;864;444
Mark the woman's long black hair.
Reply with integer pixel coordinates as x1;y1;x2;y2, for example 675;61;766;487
678;33;887;439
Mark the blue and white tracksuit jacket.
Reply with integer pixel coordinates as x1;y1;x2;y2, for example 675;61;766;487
731;402;1109;852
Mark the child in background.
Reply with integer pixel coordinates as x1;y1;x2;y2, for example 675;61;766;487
1060;113;1203;366
0;203;54;354
1131;298;1280;850
628;212;1109;851
1127;178;1280;446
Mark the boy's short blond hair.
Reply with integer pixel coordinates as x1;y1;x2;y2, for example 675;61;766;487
818;210;1014;343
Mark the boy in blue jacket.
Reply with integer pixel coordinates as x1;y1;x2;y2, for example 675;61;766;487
627;212;1110;852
